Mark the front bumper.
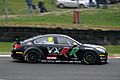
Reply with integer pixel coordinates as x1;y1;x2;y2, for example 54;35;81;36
99;53;108;63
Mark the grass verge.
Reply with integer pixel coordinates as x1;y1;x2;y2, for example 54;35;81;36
0;42;12;53
0;0;120;29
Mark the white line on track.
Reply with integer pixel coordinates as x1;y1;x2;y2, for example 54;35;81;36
0;55;11;57
0;55;120;58
0;79;6;80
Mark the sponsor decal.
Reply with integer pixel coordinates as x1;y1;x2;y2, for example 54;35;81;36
47;47;61;54
41;60;47;62
99;54;106;56
47;47;80;58
16;52;23;54
100;57;106;59
101;60;106;62
69;47;79;58
47;57;57;59
60;47;70;57
55;60;61;62
69;61;74;63
71;58;78;60
48;37;53;42
47;60;55;62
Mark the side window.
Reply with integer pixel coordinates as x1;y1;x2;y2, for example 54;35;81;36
57;36;69;45
66;38;74;46
66;37;78;46
34;37;54;44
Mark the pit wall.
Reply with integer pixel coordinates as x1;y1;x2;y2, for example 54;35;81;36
0;27;120;45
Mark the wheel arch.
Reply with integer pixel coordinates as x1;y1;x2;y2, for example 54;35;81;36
83;49;99;56
78;49;99;59
81;49;100;64
79;47;98;55
24;47;45;58
79;4;85;8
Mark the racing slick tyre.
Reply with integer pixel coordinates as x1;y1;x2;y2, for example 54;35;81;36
25;50;40;63
83;51;98;65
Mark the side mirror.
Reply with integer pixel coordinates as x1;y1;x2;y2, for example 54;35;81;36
72;42;78;47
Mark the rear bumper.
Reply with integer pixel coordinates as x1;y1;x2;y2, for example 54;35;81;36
11;50;24;60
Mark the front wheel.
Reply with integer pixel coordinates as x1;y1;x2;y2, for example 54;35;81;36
83;51;97;64
25;50;40;63
79;4;85;8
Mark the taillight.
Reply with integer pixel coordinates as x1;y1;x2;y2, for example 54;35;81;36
13;44;22;49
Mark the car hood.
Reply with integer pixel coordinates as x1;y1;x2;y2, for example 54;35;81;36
83;44;106;50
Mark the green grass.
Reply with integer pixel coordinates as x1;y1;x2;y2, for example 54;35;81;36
0;42;12;52
0;42;120;55
0;0;120;28
0;14;73;24
0;0;58;15
81;9;120;27
104;45;120;54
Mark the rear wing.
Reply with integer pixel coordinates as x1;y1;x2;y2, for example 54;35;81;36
13;36;21;44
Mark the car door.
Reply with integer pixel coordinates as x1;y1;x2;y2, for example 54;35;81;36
70;0;78;7
34;36;56;59
55;36;83;61
53;36;72;60
65;0;78;7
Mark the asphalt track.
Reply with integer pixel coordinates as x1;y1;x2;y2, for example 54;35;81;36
0;57;120;80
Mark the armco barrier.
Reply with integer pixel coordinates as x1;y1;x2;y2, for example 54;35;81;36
0;27;120;45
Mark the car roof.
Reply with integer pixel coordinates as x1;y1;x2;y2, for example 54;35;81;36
22;34;70;43
43;34;69;37
22;34;82;45
34;34;70;38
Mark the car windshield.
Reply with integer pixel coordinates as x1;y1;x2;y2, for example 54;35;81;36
64;35;83;46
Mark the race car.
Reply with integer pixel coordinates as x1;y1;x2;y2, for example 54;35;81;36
11;34;108;64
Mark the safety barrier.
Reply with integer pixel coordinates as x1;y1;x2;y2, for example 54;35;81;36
0;26;120;45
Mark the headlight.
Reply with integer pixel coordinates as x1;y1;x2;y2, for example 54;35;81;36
96;48;106;53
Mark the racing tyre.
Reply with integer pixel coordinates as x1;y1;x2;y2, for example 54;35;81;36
25;50;40;63
83;51;97;64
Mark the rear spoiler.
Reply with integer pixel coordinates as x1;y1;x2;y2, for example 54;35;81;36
13;36;21;44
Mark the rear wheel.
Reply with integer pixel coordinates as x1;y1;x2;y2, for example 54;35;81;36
83;51;97;64
25;50;40;63
58;4;65;8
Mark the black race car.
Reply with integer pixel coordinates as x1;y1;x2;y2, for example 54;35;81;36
11;34;108;64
